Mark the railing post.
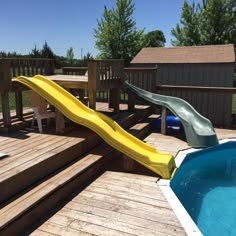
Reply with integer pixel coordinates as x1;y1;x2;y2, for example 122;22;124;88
108;87;120;112
0;59;11;90
0;59;12;131
45;59;55;75
15;91;23;120
161;107;167;134
151;66;158;93
127;90;135;111
88;60;97;109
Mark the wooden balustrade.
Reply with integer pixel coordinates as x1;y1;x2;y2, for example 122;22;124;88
1;58;235;130
10;58;54;78
156;85;236;126
0;58;54;131
125;67;157;92
124;67;157;110
62;67;87;75
156;85;236;93
88;60;124;110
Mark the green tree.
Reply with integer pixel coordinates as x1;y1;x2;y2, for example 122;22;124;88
66;47;74;65
94;0;144;64
171;0;201;46
30;45;41;58
171;0;236;48
41;41;54;58
199;0;236;45
144;30;166;47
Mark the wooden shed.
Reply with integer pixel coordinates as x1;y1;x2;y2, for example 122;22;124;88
130;44;235;126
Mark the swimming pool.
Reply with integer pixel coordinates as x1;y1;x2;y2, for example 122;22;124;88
159;139;236;236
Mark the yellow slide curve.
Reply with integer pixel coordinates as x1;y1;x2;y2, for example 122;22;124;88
16;75;176;179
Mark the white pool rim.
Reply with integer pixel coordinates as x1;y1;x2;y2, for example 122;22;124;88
158;138;236;236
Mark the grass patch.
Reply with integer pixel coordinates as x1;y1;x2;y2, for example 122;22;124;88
0;91;31;112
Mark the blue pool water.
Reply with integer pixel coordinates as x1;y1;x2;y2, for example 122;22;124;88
171;141;236;236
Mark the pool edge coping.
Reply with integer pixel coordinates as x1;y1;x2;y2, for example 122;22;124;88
158;138;236;236
158;179;203;236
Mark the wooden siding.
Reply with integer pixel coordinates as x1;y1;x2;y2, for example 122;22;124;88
156;63;234;126
131;63;234;126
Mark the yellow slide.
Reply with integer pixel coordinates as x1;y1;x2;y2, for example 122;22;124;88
16;75;176;179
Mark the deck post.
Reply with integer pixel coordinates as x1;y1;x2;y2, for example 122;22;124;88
15;91;23;120
0;59;12;131
88;61;97;110
128;90;135;111
1;91;11;131
45;59;55;75
109;88;120;112
123;155;134;171
161;106;167;134
55;109;65;134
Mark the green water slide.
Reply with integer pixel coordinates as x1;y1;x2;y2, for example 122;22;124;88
125;82;218;148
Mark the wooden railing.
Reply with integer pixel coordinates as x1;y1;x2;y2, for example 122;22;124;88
0;59;126;130
62;61;125;108
156;85;236;93
88;60;124;89
1;59;235;129
62;67;87;75
87;60;124;110
10;58;54;78
0;58;55;130
0;58;54;91
156;85;236;126
122;67;158;109
125;67;157;92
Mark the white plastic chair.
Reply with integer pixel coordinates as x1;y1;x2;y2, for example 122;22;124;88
29;91;56;133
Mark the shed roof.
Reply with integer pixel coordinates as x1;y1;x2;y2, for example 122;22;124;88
131;44;235;64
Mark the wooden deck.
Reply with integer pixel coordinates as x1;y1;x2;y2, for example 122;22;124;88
145;127;236;156
0;102;236;235
30;171;187;236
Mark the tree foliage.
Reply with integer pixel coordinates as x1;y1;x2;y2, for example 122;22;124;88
41;41;55;58
0;42;94;68
66;47;74;65
94;0;144;64
30;45;41;58
171;1;201;46
29;41;55;58
199;0;236;45
171;0;236;48
144;30;166;47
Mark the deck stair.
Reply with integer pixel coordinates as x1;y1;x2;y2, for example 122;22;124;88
0;106;158;235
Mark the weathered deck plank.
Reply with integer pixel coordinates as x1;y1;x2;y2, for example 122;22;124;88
31;171;187;236
1;101;235;236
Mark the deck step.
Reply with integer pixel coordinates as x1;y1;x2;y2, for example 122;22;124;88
0;106;152;204
0;111;156;235
0;127;104;204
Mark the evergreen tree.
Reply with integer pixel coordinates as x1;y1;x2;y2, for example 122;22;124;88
30;45;41;58
199;0;236;45
94;0;144;64
41;41;54;58
171;0;236;49
66;47;74;65
171;0;201;46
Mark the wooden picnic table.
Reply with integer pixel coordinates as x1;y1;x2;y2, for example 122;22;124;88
48;75;88;89
1;60;124;131
47;75;89;107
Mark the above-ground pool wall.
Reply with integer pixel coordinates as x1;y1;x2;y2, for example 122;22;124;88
131;62;234;127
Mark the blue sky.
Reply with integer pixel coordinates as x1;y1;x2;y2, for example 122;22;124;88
0;0;188;58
